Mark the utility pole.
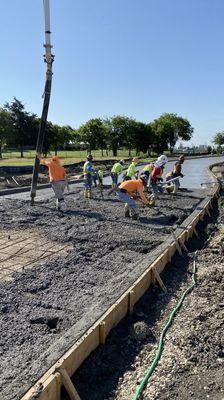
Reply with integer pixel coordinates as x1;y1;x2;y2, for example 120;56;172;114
30;0;54;205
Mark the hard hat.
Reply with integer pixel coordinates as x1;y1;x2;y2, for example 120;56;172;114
87;154;93;161
132;157;139;163
140;174;148;186
157;155;168;165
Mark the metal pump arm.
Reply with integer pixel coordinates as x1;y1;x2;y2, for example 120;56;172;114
30;0;54;205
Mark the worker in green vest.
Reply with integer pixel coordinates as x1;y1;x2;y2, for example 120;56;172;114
123;157;139;181
111;160;124;187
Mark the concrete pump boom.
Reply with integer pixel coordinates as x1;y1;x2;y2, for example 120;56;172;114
30;0;54;205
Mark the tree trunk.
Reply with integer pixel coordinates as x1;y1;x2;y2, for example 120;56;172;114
112;145;117;157
54;146;58;155
101;148;104;157
0;146;2;159
106;148;108;156
20;145;24;158
128;148;131;157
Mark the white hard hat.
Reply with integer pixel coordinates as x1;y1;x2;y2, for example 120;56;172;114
157;155;168;165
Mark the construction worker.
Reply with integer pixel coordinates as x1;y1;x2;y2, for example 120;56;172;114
140;161;155;190
41;155;68;211
117;174;151;220
97;168;104;198
140;161;154;176
168;155;185;193
83;154;95;198
111;160;124;187
150;155;168;195
123;157;139;181
97;169;104;185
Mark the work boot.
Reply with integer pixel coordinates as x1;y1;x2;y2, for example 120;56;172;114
124;203;130;218
130;206;139;220
87;189;92;199
60;200;67;212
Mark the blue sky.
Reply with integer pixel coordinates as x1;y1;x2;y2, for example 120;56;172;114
0;0;224;145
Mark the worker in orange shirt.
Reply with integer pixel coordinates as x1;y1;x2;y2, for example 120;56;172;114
41;155;68;211
117;174;151;219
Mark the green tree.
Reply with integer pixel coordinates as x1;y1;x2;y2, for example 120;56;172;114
213;131;224;147
104;115;135;156
0;108;14;158
4;97;38;157
42;123;73;155
77;118;108;155
151;113;193;154
126;121;154;156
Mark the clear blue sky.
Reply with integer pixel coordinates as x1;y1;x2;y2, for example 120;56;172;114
0;0;224;146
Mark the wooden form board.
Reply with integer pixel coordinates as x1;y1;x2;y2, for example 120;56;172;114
21;167;221;400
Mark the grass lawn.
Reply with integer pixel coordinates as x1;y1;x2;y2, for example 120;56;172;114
0;149;153;167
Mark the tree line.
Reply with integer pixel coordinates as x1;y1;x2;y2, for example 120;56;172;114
0;97;195;158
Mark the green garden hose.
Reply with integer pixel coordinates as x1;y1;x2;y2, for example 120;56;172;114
132;251;198;400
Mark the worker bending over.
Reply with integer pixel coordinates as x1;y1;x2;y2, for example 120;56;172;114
172;155;185;191
123;157;139;181
41;155;68;211
140;161;154;176
150;155;168;195
83;154;95;198
111;160;124;187
117;175;150;220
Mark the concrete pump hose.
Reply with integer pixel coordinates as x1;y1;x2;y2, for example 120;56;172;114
132;251;198;400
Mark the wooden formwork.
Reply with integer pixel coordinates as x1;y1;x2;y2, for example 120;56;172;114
21;167;221;400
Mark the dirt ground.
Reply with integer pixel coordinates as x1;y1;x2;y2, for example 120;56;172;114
0;186;206;400
68;195;224;400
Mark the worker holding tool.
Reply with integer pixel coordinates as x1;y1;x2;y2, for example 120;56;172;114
123;157;139;181
166;155;185;193
40;155;68;211
117;174;151;220
83;154;95;198
150;155;168;195
110;160;124;187
97;168;104;198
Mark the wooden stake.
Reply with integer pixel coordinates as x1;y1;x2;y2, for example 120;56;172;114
152;268;167;292
171;230;182;255
206;207;211;217
181;242;188;252
193;227;199;238
129;290;135;314
99;321;106;345
58;367;81;400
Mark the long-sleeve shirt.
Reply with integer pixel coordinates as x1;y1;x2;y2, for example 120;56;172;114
41;159;65;182
119;179;149;205
111;162;123;174
126;162;138;178
172;161;184;177
151;165;163;183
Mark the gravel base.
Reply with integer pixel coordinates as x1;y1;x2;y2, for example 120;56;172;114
0;187;206;400
67;195;224;400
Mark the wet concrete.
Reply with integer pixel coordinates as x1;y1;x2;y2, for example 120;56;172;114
0;186;207;400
